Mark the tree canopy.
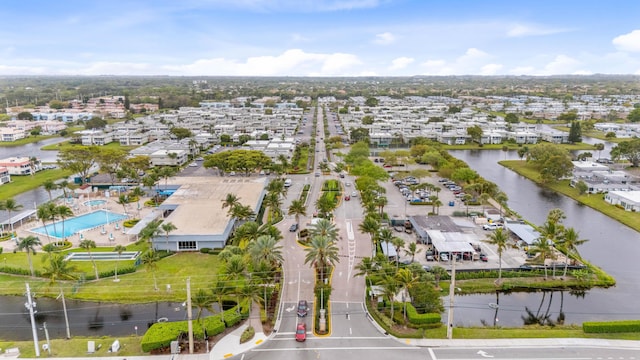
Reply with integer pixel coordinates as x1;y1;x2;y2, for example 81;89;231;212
203;149;272;175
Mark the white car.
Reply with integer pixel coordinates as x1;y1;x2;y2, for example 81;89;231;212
351;191;358;197
189;163;198;167
482;223;503;230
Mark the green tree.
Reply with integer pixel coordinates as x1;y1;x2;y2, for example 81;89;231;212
379;275;399;321
304;235;339;281
361;115;374;125
41;252;77;284
466;125;483;144
575;180;588;195
365;97;379;107
287;199;307;226
484;228;510;284
79;239;99;279
36;203;54;243
404;242;422;263
504;113;519;123
568;121;582;143
557;227;588;277
211;279;233;322
169;127;193;140
57;146;100;185
43;179;58;202
161;222;177;250
627;107;640;122
246;235;283;269
141;249;160;291
113;244;127;282
611;138;640;167
3;198;23;234
309;218;339;241
395;268;419;322
56;205;73;241
192;288;215;335
85;116;107;129
96;148;128;185
221;193;241;214
17;235;42;277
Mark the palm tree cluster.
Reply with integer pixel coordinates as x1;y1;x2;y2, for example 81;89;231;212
221;193;255;231
36;202;74;244
354;254;444;324
0;198;24;235
529;209;588;279
303;219;340;282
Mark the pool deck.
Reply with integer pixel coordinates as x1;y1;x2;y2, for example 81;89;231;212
5;192;157;253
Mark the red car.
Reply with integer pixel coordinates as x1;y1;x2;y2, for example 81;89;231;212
295;323;306;342
344;195;350;201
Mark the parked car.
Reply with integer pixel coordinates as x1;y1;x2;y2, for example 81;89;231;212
289;223;299;232
425;251;435;261
297;300;308;317
483;223;504;230
440;253;449;262
295;323;306;342
479;253;488;262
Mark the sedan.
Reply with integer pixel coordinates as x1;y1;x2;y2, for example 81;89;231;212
289;223;299;232
297;300;308;317
295;323;306;342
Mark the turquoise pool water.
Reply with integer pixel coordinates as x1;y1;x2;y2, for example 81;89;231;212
84;200;107;206
65;251;140;261
31;210;127;238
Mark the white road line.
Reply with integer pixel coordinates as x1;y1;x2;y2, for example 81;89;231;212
253;346;420;351
428;347;437;360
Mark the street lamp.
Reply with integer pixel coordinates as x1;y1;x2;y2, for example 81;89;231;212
446;256;457;339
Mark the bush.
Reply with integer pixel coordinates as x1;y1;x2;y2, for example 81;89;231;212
123;219;140;228
240;326;255;343
141;315;227;352
583;320;640;333
42;241;72;252
200;248;210;254
405;303;442;326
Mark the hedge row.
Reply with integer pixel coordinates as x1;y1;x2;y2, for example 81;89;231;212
141;302;249;352
405;303;441;326
583;320;640;333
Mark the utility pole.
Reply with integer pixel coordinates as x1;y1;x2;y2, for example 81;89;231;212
446;255;457;340
186;277;194;354
25;283;40;357
42;322;51;356
58;288;71;339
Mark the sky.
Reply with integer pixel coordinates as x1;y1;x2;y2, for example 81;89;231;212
1;0;639;77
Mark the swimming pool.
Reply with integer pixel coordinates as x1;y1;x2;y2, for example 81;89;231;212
65;251;140;261
31;210;128;239
84;199;107;206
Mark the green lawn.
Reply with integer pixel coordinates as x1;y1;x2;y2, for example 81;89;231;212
501;160;640;233
0;168;74;200
41;140;138;152
0;134;59;147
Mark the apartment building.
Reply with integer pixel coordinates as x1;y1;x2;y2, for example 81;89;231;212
0;157;40;176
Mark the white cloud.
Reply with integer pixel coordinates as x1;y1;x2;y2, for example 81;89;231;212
508;66;536;75
420;48;492;75
540;54;581;75
291;33;310;42
389;57;414;70
201;0;382;12
480;63;502;75
506;23;569;37
373;32;396;45
612;30;640;52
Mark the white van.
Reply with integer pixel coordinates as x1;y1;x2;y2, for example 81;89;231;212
284;179;292;187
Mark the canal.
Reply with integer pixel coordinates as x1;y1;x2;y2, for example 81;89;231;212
448;144;640;328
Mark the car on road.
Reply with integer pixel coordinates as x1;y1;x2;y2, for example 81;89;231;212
345;182;351;187
479;253;488;262
289;223;299;232
344;195;350;201
482;223;504;230
189;162;198;167
315;172;320;177
295;323;306;342
297;300;308;317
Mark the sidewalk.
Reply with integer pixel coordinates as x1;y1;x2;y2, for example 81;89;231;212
402;337;640;349
208;301;268;360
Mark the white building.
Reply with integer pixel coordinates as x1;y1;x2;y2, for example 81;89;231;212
605;191;640;212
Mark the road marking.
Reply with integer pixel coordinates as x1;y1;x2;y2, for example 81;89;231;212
349;327;352;335
428;348;437;360
253;346;420;351
477;350;494;358
285;305;295;312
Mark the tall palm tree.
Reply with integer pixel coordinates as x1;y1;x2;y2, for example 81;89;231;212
58;179;70;200
287;199;307;225
17;235;41;277
314;195;336;219
262;192;282;221
354;256;376;289
43;202;59;239
211;279;233;322
4;198;23;235
404;242;422;263
117;194;129;214
41;252;77;284
192;288;215;337
221;193;241;213
395;268;419;322
56;205;74;242
229;203;255;223
377;227;395;258
309;218;339;241
375;196;388;218
161;222;177;250
36;203;53;243
79;239;99;279
140;219;162;247
113;244;127;282
304;235;340;281
224;255;247;311
247;235;283;269
140;250;160;291
531;237;555;279
43;179;58;202
266;178;287;199
494;191;509;218
484;228;510;284
359;216;380;249
558;227;588;277
380;275;399;322
391;237;405;268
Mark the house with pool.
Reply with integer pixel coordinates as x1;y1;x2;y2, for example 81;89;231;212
130;176;267;252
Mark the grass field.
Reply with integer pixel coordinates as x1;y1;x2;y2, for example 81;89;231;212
0;168;74;200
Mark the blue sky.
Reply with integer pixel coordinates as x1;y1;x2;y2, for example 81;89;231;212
1;0;639;76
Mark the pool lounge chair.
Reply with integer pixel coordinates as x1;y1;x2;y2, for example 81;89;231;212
109;233;115;241
100;227;107;235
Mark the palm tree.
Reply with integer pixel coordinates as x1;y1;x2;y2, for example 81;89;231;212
4;198;23;235
113;244;127;282
375;196;388;218
140;219;162;247
309;218;338;241
287;199;307;226
224;255;247;311
43;179;58;202
531;237;555;279
140;250;160;291
229;203;255;224
494;191;509;218
354;257;376;289
359;216;380;250
58;179;70;200
130;187;146;217
246;235;283;269
221;193;241;213
43;202;59;239
117;194;129;214
484;228;510;284
404;242;422;263
391;237;405;268
380;275;399;322
558;227;588;277
161;222;177;250
240;279;263;322
232;221;271;248
430;266;448;290
36;203;53;243
315;195;336;219
56;205;74;242
17;235;41;277
262;192;282;221
266;178;287;199
395;268;419;322
41;252;77;284
428;195;439;214
304;235;340;281
192;288;215;337
211;279;233;322
377;227;395;258
79;239;99;279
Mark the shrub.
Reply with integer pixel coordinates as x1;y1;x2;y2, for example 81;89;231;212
583;320;640;333
405;303;441;327
123;219;140;228
240;326;255;343
141;315;227;352
200;248;210;254
42;241;72;252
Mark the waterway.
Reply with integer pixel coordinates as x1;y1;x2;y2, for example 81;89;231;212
449;141;640;327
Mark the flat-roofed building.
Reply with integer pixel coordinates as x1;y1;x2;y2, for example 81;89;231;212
151;176;267;251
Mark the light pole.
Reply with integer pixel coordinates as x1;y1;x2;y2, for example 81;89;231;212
446;255;457;339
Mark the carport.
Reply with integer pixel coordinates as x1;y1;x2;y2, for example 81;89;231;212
427;229;476;260
505;222;540;245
